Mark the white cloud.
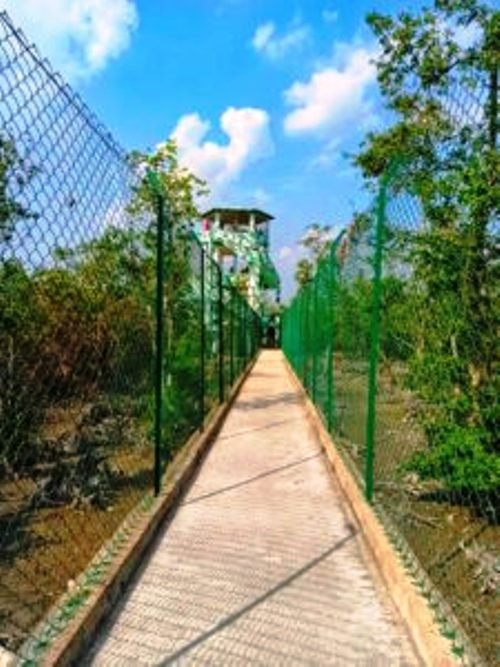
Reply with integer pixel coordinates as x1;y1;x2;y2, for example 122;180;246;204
252;20;309;60
252;187;271;207
278;245;293;260
273;243;303;271
2;0;138;81
309;137;342;169
322;9;339;23
283;43;377;136
252;22;275;51
272;243;304;301
171;107;273;198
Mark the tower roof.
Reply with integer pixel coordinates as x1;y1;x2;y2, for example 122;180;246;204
202;208;274;225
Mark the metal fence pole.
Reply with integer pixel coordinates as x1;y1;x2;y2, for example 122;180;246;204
154;194;166;496
301;289;307;385
326;244;335;433
229;288;234;386
306;285;312;393
365;176;387;503
489;64;498;148
312;276;318;403
218;267;224;403
238;295;243;372
200;247;206;430
327;232;344;433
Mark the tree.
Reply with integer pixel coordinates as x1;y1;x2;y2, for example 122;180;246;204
129;140;209;454
293;223;332;288
0;134;38;243
300;223;332;262
0;135;40;471
128;139;207;223
0;137;208;480
356;0;499;493
294;258;314;288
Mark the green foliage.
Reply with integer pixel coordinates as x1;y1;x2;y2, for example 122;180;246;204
128;138;207;223
356;0;499;494
379;276;415;361
0;261;45;469
128;138;210;457
409;425;499;493
294;257;313;287
0;137;209;485
335;277;372;359
0;138;42;469
300;223;332;261
293;223;333;288
55;227;155;394
0;134;38;242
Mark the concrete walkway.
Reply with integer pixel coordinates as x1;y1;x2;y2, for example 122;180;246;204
85;351;420;666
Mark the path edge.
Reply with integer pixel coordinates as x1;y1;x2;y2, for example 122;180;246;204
282;355;460;667
38;355;259;667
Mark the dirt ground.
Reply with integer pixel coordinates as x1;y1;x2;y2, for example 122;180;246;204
334;359;500;665
0;434;153;652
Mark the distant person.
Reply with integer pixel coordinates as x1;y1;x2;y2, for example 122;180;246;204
267;322;276;348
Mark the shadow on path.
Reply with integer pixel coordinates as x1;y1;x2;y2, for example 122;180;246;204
235;392;300;411
182;452;323;506
216;416;303;441
156;528;357;666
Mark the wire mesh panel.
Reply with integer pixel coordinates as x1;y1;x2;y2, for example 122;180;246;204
230;288;242;384
0;11;261;658
163;229;205;453
0;11;156;653
282;56;499;664
374;176;500;661
203;276;258;406
221;283;231;399
334;219;375;481
371;54;499;661
224;282;260;397
234;291;244;379
203;254;221;411
283;224;375;480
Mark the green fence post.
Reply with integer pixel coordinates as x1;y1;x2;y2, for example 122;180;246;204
218;267;224;403
365;175;388;503
242;302;245;366
312;275;318;404
299;292;302;379
254;310;257;360
302;289;307;385
327;232;344;433
200;247;206;430
229;288;234;386
306;284;312;393
489;63;498;148
326;245;335;433
154;193;165;496
239;295;244;372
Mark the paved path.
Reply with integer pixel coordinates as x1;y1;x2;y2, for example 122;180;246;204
85;351;420;666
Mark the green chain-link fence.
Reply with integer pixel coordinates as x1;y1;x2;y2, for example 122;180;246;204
283;70;498;667
0;11;260;658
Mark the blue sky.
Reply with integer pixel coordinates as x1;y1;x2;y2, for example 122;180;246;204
2;0;417;298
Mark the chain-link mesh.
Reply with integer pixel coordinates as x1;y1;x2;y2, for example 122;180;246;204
283;64;499;665
0;11;260;658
